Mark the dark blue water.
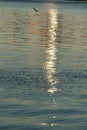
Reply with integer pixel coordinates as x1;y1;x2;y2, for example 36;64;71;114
0;1;87;130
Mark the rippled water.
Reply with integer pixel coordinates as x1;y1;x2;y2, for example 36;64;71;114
0;1;87;130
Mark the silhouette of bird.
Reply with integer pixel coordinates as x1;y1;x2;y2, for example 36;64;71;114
33;7;39;12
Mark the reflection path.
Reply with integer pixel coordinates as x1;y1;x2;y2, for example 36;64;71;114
43;6;61;126
44;8;59;94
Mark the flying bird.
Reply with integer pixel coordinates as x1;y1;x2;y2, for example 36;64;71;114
33;7;39;12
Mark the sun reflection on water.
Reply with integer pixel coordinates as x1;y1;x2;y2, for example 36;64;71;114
44;8;59;94
42;7;61;127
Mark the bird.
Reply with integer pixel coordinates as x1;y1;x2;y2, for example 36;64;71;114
33;7;39;12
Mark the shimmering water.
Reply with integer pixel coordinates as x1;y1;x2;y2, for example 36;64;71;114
0;1;87;130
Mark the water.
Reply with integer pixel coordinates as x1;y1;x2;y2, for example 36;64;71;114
0;1;87;130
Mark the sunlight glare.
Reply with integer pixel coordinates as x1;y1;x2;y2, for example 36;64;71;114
44;8;59;94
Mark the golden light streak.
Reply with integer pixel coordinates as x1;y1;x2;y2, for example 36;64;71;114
44;8;59;94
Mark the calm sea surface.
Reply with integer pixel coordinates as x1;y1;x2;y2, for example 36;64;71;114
0;1;87;130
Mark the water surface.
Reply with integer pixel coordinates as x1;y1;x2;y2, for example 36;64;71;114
0;1;87;130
